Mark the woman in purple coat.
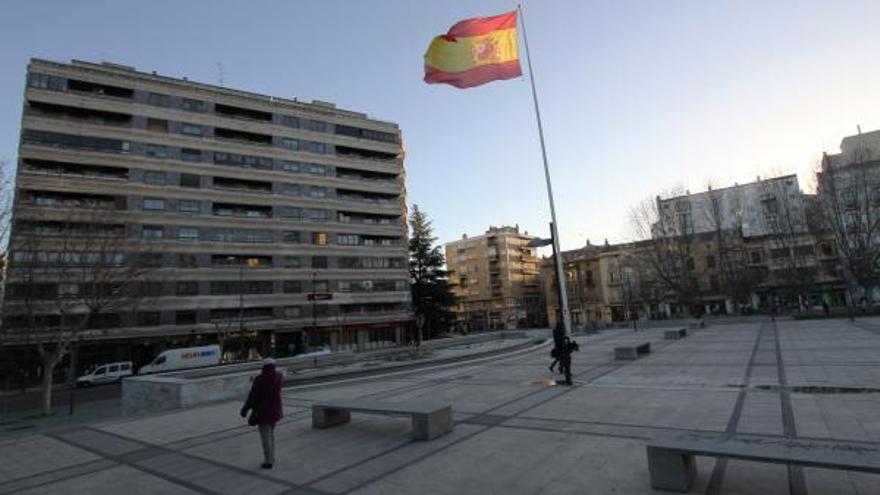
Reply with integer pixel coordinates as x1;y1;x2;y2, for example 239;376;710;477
240;358;284;469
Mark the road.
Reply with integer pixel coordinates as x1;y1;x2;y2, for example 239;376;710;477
0;382;121;415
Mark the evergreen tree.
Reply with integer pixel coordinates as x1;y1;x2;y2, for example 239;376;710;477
408;205;453;340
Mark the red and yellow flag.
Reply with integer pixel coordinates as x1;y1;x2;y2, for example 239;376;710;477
424;11;522;89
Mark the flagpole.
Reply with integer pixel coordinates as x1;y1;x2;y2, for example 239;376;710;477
517;4;572;337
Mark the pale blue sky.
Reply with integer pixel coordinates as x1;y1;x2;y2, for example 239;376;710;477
1;1;879;250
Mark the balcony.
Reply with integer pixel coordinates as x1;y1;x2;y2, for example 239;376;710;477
336;189;399;205
336;167;398;184
214;127;272;146
27;101;132;128
336;145;398;163
214;103;272;123
66;79;134;99
212;202;272;219
23;159;128;181
213;177;272;194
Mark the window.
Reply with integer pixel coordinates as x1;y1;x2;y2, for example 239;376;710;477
176;281;199;296
283;306;302;318
307;209;330;222
145;144;169;159
312;232;328;246
283;231;302;243
281;184;300;196
313;281;329;292
148;93;171;107
283;256;303;268
750;251;763;263
177;227;199;241
143;198;166;211
280;115;300;128
307;120;328;133
147;118;169;133
305;163;327;176
181;123;203;136
142;225;164;240
182;98;205;112
278;207;303;220
308;186;327;198
176;253;199;268
819;242;834;257
179;199;200;213
176;310;197;325
180;173;200;188
143;171;166;185
312;256;328;269
283;281;303;293
281;138;299;151
706;255;716;269
181;148;202;162
279;161;301;173
28;73;66;91
213;152;273;170
137;312;160;327
308;142;327;154
338;234;360;246
210;228;273;243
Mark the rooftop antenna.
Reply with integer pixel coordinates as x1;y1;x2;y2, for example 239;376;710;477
857;124;862;135
216;62;225;86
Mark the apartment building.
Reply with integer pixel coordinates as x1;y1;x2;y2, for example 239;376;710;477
445;226;544;331
2;59;410;371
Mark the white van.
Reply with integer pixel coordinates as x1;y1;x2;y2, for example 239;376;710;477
76;361;133;387
138;345;221;374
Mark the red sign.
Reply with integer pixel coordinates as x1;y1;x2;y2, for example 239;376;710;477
307;293;333;301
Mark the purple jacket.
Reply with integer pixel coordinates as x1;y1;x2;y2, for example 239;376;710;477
242;366;283;425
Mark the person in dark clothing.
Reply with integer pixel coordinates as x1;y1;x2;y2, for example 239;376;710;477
241;358;284;469
558;337;579;385
550;323;565;372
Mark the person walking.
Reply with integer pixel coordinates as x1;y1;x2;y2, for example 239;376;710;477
558;337;579;385
240;357;283;469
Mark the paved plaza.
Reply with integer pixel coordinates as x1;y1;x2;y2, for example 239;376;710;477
2;318;880;494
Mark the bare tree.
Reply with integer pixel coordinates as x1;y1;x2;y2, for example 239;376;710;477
754;176;817;310
701;184;765;312
2;210;158;415
816;150;880;307
629;192;701;315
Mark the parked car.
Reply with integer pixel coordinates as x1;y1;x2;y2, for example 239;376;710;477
138;345;221;374
75;361;133;387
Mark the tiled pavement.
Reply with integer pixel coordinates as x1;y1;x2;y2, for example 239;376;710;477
2;318;880;494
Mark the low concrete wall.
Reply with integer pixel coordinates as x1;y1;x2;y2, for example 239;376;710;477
122;333;543;417
122;366;287;416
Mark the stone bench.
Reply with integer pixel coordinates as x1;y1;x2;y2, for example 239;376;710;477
312;399;453;440
646;431;880;492
614;342;651;360
664;328;688;340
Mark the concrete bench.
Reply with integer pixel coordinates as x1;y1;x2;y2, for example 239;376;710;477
664;328;688;340
312;399;453;440
646;431;880;492
614;342;651;360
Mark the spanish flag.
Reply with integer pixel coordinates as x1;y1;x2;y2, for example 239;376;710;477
424;11;522;89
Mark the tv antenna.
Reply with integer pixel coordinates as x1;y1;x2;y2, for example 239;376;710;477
216;62;225;86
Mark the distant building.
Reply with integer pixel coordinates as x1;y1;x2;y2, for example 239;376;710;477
2;58;411;375
445;226;544;331
654;175;806;239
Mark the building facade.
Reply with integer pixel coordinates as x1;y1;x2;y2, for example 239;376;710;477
2;59;411;373
445;226;544;331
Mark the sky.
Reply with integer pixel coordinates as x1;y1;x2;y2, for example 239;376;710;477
1;0;879;251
